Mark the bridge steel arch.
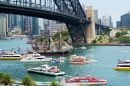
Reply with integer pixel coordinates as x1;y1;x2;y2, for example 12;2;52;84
0;0;91;43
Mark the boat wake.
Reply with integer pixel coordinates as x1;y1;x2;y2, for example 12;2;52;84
120;50;127;52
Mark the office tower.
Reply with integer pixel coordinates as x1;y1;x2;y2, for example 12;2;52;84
94;9;98;23
31;17;38;35
38;18;44;36
102;15;112;27
120;11;130;27
24;16;31;31
0;14;6;36
98;18;102;24
116;21;121;28
8;14;13;32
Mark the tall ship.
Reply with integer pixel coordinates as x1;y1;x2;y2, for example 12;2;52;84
28;34;73;56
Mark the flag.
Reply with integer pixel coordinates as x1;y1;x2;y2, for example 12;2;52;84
18;47;21;52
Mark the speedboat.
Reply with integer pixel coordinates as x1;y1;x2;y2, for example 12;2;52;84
27;64;65;76
0;52;23;60
20;52;52;62
61;75;107;85
51;57;65;63
69;55;89;64
114;60;130;70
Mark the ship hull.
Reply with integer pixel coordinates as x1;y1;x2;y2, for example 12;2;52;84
28;51;69;56
114;67;130;70
37;51;69;56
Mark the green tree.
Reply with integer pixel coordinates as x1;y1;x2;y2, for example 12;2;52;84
54;31;69;41
119;36;130;43
115;32;121;38
109;37;114;43
21;75;37;86
22;31;29;35
98;36;102;41
105;28;112;36
40;37;43;44
1;73;15;85
0;72;5;83
49;81;58;86
92;40;97;44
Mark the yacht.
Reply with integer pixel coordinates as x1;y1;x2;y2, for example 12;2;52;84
0;52;23;60
114;60;130;70
27;64;65;76
61;75;107;85
69;55;89;64
20;52;52;62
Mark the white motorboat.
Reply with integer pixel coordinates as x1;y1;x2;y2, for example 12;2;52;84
27;64;65;76
51;57;65;63
20;52;52;62
0;52;23;60
69;55;89;64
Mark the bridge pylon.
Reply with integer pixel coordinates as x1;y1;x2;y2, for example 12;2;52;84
86;6;96;43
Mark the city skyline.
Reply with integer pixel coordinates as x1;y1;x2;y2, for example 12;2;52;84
79;0;130;27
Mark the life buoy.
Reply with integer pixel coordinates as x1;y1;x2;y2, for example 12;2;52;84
23;54;27;58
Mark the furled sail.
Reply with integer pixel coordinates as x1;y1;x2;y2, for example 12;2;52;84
50;37;55;47
64;42;73;50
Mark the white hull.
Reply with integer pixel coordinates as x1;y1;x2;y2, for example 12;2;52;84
69;61;89;64
64;82;107;86
27;69;65;76
0;57;22;60
20;58;52;62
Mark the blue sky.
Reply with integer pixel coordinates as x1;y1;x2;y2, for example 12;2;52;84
79;0;130;27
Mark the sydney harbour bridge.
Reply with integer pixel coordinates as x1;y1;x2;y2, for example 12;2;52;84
0;0;109;44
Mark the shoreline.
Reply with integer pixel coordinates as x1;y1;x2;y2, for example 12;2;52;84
26;40;130;46
72;43;130;46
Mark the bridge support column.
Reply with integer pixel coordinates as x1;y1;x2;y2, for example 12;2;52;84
86;6;96;43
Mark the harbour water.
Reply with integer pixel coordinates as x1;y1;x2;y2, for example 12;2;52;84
0;40;130;86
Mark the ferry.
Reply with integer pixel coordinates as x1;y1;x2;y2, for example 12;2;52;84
61;75;107;85
27;64;65;76
20;52;52;62
0;52;23;60
69;55;89;64
114;60;130;70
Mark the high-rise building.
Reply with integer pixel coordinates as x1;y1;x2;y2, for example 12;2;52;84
98;18;102;24
38;18;44;36
94;9;98;23
31;17;38;35
24;16;31;31
8;14;13;32
116;21;121;28
102;15;112;27
0;14;6;36
120;11;130;27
